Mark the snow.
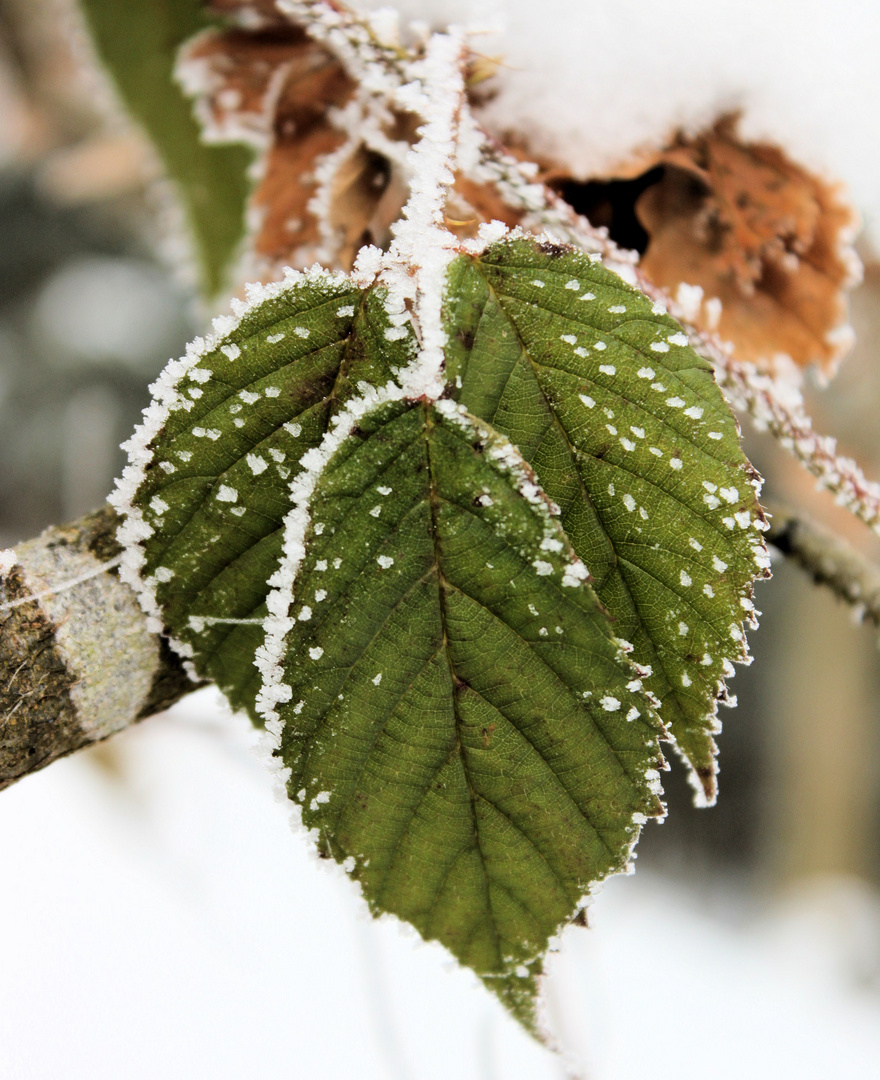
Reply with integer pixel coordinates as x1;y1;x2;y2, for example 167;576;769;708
7;715;878;1080
353;0;880;246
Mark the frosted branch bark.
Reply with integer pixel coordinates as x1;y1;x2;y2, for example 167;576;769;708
0;506;197;791
766;503;880;628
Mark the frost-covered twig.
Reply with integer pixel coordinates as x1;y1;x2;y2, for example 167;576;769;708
765;503;880;628
707;354;880;538
374;29;467;398
0;507;196;791
276;0;409;88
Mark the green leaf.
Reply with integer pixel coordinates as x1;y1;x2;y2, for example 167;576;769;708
119;272;412;717
78;0;252;296
444;238;769;802
259;396;664;1033
116;235;766;1034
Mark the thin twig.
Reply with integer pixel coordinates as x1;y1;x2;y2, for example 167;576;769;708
765;502;880;627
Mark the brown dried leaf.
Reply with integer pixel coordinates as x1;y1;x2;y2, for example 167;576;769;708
179;10;527;276
181;27;310;146
623;118;858;374
549;117;858;375
181;17;856;375
178;22;357;275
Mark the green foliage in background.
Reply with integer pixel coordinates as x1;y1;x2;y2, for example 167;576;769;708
79;0;252;296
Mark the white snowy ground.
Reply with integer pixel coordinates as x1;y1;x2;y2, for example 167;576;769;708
1;687;878;1080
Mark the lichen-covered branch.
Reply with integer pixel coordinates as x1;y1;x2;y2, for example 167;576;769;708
766;503;880;628
0;506;197;791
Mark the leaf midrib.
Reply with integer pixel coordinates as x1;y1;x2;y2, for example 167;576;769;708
470;264;729;768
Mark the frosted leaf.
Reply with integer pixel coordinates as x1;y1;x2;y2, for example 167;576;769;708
443;236;768;804
257;396;664;1036
113;269;414;717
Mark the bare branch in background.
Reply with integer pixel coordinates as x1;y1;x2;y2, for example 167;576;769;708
765;503;880;629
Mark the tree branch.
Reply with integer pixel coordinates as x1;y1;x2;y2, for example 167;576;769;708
765;502;880;627
0;506;198;791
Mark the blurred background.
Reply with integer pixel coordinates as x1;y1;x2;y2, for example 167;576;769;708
1;1;879;1077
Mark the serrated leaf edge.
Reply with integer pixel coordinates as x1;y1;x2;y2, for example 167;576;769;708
109;265;353;671
462;234;772;805
253;389;667;875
